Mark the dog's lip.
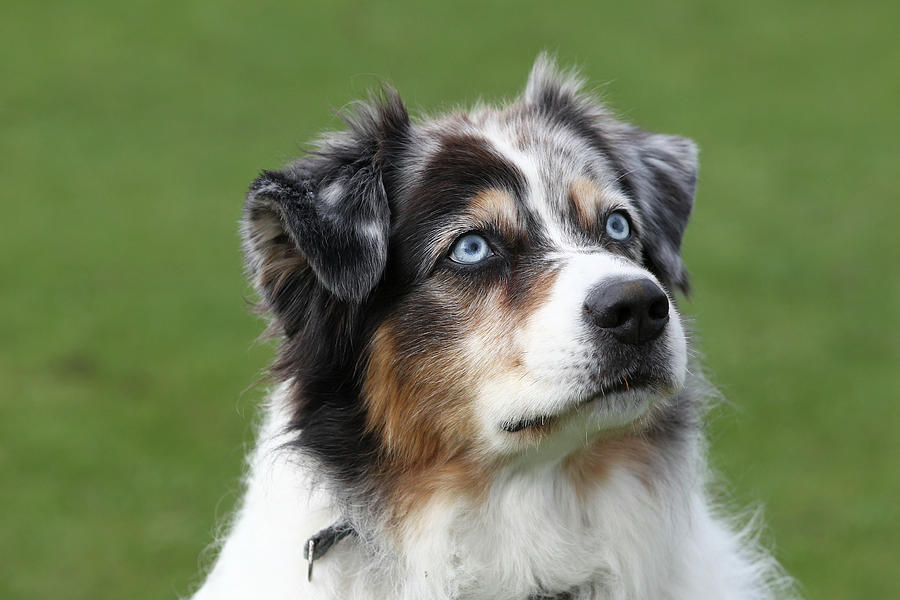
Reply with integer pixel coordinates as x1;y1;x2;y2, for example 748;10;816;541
500;371;655;434
501;414;556;434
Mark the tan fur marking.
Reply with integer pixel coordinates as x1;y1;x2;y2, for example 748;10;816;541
469;188;524;237
500;262;560;317
569;176;604;230
364;273;544;526
364;321;497;524
390;457;500;538
362;230;566;528
364;324;470;465
363;259;567;521
563;433;658;501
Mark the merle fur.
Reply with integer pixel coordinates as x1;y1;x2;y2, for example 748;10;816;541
523;59;697;292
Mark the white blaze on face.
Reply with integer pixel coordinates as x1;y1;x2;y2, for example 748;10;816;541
464;120;688;454
472;251;688;453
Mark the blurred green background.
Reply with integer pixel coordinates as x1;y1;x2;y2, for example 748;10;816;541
2;0;897;598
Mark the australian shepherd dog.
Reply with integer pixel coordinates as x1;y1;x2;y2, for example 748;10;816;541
192;56;792;599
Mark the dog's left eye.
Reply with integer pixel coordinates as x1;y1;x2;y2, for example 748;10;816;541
449;233;493;265
605;211;631;241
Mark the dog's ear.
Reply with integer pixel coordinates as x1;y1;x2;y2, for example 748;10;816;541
243;166;390;303
241;91;409;313
615;129;698;294
523;54;697;294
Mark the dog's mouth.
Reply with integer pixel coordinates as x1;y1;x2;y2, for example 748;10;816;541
500;371;658;433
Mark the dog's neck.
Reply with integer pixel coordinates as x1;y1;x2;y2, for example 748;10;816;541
193;385;766;600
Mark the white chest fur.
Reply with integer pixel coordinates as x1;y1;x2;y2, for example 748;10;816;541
191;388;786;600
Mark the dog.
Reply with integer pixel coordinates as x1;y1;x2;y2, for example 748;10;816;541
191;55;792;599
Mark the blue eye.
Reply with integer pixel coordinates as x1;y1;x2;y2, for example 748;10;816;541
605;212;630;241
450;233;493;265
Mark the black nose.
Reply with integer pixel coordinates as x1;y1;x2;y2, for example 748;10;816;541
584;278;670;345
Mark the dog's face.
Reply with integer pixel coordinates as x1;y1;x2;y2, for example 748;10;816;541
242;57;697;508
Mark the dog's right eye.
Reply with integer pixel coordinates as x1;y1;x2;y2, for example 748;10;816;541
449;233;493;265
605;211;631;241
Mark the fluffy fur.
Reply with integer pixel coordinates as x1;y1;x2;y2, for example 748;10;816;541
190;55;793;599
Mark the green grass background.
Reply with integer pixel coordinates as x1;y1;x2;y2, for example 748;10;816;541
2;0;897;597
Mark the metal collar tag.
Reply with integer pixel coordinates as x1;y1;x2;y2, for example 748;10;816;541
302;522;354;581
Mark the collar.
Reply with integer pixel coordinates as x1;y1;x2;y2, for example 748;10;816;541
303;522;573;599
303;521;355;581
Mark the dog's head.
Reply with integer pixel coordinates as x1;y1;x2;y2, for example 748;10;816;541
242;56;697;510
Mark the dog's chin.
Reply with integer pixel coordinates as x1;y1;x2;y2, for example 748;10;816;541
499;369;682;438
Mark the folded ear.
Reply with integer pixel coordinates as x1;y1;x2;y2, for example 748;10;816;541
243;166;390;303
241;91;409;314
617;130;698;294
